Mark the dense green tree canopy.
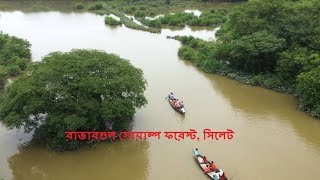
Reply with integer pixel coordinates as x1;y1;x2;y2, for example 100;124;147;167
297;67;320;116
225;31;286;73
0;49;147;151
177;0;320;118
0;32;31;89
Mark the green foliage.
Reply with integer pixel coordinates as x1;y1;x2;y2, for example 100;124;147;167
201;0;246;1
139;6;146;10
148;11;155;16
220;0;320;48
88;2;103;11
75;3;84;10
297;67;320;117
178;46;196;61
130;6;136;12
190;9;227;26
124;8;133;13
0;66;8;89
0;49;147;151
0;33;31;89
143;9;228;28
276;48;320;84
223;31;286;74
104;16;122;26
177;36;226;73
134;10;146;17
105;7;160;33
174;0;320;117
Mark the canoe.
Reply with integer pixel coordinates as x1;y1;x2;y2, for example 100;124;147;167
168;96;185;114
193;149;228;180
193;150;215;179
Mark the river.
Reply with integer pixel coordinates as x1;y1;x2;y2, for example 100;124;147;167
0;11;320;180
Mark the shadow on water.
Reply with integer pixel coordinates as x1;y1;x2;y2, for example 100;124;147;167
203;68;320;152
8;140;150;180
177;57;320;179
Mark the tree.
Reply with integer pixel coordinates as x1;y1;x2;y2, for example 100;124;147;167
219;0;284;40
225;31;285;74
297;67;320;117
0;32;31;89
276;48;320;84
0;49;147;151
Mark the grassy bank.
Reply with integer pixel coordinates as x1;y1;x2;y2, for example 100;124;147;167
173;35;294;92
0;0;241;33
142;8;227;28
95;7;161;33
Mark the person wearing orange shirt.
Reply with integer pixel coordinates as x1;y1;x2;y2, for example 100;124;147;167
210;161;218;171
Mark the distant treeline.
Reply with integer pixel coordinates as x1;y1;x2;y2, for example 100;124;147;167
200;0;247;1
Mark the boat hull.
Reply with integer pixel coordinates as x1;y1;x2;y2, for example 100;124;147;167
168;98;185;114
193;150;215;179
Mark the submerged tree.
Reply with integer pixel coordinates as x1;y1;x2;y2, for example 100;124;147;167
0;49;147;151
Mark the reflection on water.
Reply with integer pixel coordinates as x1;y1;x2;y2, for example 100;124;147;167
184;9;202;17
161;26;219;41
209;72;320;151
8;140;149;180
0;11;320;180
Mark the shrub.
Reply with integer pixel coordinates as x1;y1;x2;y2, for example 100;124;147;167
88;2;103;11
297;67;320;116
135;10;146;17
178;47;196;60
105;16;122;26
75;3;84;9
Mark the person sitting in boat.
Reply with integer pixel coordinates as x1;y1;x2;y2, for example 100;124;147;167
175;99;181;108
200;156;209;164
220;171;227;180
218;169;225;179
210;161;218;172
204;165;211;173
172;98;177;106
194;148;201;157
168;92;174;100
212;169;220;180
180;101;184;108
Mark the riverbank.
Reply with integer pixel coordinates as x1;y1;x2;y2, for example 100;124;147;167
171;0;320;119
0;0;241;33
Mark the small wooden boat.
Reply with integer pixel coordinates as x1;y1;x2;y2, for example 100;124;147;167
193;149;228;180
168;94;185;114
